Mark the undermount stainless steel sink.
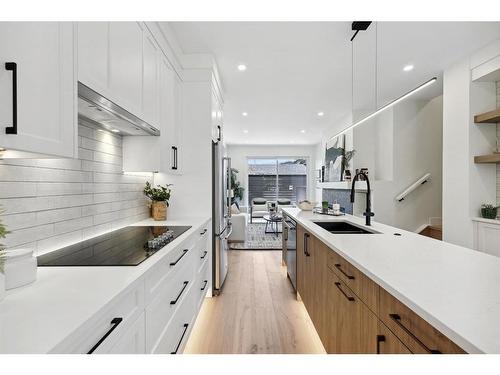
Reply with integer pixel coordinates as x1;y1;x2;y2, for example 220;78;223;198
312;221;378;234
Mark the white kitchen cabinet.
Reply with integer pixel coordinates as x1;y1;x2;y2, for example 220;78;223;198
0;22;76;158
142;32;160;127
123;55;183;174
108;313;146;354
474;220;500;257
108;22;143;117
77;22;109;95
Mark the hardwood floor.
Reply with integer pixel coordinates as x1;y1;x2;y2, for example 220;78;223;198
184;250;326;354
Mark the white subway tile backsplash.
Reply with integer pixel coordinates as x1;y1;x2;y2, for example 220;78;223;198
0;122;152;255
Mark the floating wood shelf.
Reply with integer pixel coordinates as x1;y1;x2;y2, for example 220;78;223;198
474;154;500;164
474;108;500;123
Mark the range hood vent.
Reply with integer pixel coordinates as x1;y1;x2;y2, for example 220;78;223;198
77;82;160;136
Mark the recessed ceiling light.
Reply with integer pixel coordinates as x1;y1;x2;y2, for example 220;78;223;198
237;64;247;71
243;130;249;134
403;64;414;72
242;112;248;117
300;129;306;133
111;129;120;133
317;111;324;117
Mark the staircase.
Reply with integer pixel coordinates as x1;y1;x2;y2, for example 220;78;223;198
419;224;442;241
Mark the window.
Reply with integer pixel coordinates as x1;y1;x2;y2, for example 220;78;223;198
248;158;307;204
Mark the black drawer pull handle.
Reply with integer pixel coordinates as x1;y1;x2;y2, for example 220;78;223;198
87;317;123;354
201;280;208;291
389;313;441;354
5;62;17;135
171;146;178;170
304;233;310;256
200;250;208;259
170;281;189;305
334;281;355;302
171;323;189;354
200;229;207;235
170;249;188;266
376;335;385;354
334;263;355;280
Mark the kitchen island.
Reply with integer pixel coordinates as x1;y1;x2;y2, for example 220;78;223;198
0;217;211;354
282;207;500;354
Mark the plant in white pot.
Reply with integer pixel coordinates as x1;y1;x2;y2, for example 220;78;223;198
143;181;172;221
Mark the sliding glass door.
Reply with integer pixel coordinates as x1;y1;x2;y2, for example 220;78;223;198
247;158;307;204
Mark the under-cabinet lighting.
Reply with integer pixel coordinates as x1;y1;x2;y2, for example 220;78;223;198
331;77;437;139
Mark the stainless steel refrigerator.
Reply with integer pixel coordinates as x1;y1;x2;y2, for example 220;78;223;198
212;141;232;294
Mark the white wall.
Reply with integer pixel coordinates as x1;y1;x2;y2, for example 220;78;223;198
351;97;443;232
226;144;319;209
443;39;500;248
0;121;151;255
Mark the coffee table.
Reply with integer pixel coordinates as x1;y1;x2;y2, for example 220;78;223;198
263;214;283;236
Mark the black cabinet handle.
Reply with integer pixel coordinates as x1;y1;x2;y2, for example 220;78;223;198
217;125;221;142
201;280;208;291
87;317;123;354
334;281;355;302
170;249;188;266
389;313;441;354
170;281;189;305
200;250;208;259
304;233;310;256
200;229;207;235
5;62;17;135
376;335;385;354
171;323;189;354
334;263;355;280
171;146;178;170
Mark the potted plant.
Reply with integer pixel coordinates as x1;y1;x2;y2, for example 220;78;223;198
143;181;172;221
230;168;244;205
481;204;499;220
1;207;9;301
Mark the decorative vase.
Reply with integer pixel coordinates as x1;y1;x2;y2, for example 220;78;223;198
151;201;167;221
481;206;498;219
0;272;5;302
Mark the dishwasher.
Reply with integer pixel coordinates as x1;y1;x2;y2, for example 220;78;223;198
283;214;297;290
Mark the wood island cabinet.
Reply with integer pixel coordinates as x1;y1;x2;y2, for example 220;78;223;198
295;223;466;354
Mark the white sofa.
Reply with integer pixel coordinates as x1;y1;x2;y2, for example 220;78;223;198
229;212;247;242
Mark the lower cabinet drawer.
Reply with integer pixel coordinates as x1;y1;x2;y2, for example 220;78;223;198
379;288;465;354
194;260;210;311
150;283;196;354
377;321;411;354
108;312;146;354
327;250;379;313
55;282;144;354
145;259;196;352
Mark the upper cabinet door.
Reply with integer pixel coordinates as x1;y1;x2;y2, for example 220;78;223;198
0;22;76;158
77;22;109;94
108;22;143;117
142;32;159;127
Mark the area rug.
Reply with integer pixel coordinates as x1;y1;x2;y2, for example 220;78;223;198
230;223;282;250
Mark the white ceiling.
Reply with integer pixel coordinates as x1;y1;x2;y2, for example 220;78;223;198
169;22;500;145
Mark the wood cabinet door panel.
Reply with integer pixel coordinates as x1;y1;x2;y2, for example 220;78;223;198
377;322;411;354
379;288;465;354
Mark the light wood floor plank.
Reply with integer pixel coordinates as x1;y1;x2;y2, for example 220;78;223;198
184;250;326;354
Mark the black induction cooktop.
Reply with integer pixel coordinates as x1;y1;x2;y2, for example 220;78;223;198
37;225;191;266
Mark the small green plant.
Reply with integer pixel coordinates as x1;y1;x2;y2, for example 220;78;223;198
481;204;499;219
143;181;173;206
230;168;244;203
0;207;9;274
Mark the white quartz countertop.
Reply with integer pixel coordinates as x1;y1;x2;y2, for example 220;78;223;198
282;208;500;354
0;216;210;354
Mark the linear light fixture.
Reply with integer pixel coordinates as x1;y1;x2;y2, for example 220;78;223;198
332;77;437;139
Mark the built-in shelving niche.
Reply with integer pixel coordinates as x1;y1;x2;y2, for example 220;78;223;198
474;108;500;164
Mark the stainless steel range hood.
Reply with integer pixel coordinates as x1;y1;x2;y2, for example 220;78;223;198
77;82;160;136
